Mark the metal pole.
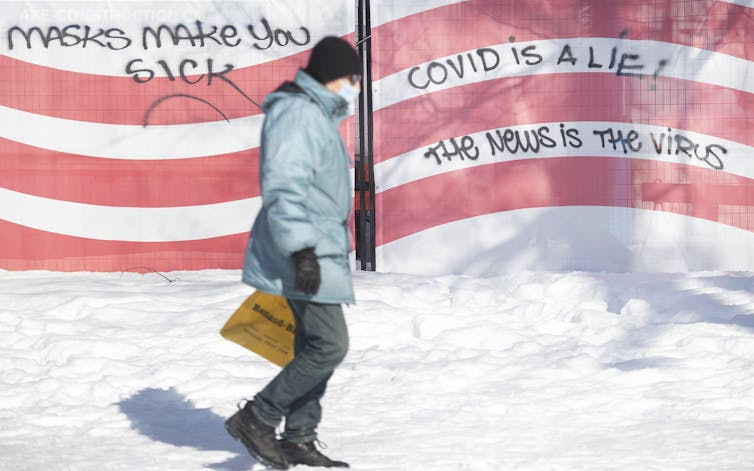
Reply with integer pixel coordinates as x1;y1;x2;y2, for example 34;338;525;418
356;0;375;271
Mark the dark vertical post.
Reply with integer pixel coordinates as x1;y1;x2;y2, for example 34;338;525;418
356;0;376;270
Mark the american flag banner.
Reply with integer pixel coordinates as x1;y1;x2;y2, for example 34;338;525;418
370;0;754;274
0;1;355;271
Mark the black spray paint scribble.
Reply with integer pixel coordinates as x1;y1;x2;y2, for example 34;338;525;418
142;94;230;127
132;56;262;126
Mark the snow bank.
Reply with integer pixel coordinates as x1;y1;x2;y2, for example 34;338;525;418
1;269;753;470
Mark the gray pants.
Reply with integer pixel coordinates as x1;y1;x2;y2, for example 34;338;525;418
252;299;349;443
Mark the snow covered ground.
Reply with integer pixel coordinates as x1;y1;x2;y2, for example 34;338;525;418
1;269;754;471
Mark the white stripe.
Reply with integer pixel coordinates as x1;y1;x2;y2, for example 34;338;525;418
377;207;754;274
370;0;467;27
0;105;262;159
0;187;261;242
374;121;754;193
372;38;754;111
0;1;354;76
0;168;357;242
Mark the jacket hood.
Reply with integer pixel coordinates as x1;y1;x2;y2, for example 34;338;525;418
262;69;350;122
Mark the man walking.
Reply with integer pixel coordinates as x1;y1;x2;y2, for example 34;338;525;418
225;36;362;470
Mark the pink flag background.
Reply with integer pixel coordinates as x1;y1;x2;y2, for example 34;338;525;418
2;1;754;274
371;0;754;274
0;1;354;271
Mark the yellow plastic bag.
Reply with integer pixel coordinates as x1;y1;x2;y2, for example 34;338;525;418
220;291;295;367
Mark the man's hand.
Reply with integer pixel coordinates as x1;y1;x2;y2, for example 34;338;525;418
293;248;320;295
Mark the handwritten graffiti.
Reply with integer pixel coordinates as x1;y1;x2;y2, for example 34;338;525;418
140;18;309;50
127;55;262;125
425;124;582;165
126;58;229;83
425;124;726;171
141;21;243;48
486;124;582;155
593;126;725;169
247;18;310;50
7;18;310;51
7;17;310;116
7;24;132;50
407;32;669;89
424;136;479;164
408;47;531;89
6;18;310;124
592;127;642;153
134;19;309;117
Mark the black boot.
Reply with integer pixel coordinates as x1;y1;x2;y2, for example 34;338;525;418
225;402;288;470
279;439;349;468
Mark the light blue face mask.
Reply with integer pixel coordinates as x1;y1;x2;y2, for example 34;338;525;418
337;83;360;115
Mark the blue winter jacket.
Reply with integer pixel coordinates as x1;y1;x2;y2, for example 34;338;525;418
242;69;355;304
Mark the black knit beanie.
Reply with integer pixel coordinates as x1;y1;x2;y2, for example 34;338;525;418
305;36;361;84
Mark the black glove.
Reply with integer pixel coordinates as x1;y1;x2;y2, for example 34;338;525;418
293;248;320;295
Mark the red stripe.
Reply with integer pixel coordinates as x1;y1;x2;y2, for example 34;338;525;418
372;0;754;80
0;138;260;206
376;157;754;245
0;52;299;125
0;219;247;271
0;120;354;206
373;73;754;163
642;182;754;221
